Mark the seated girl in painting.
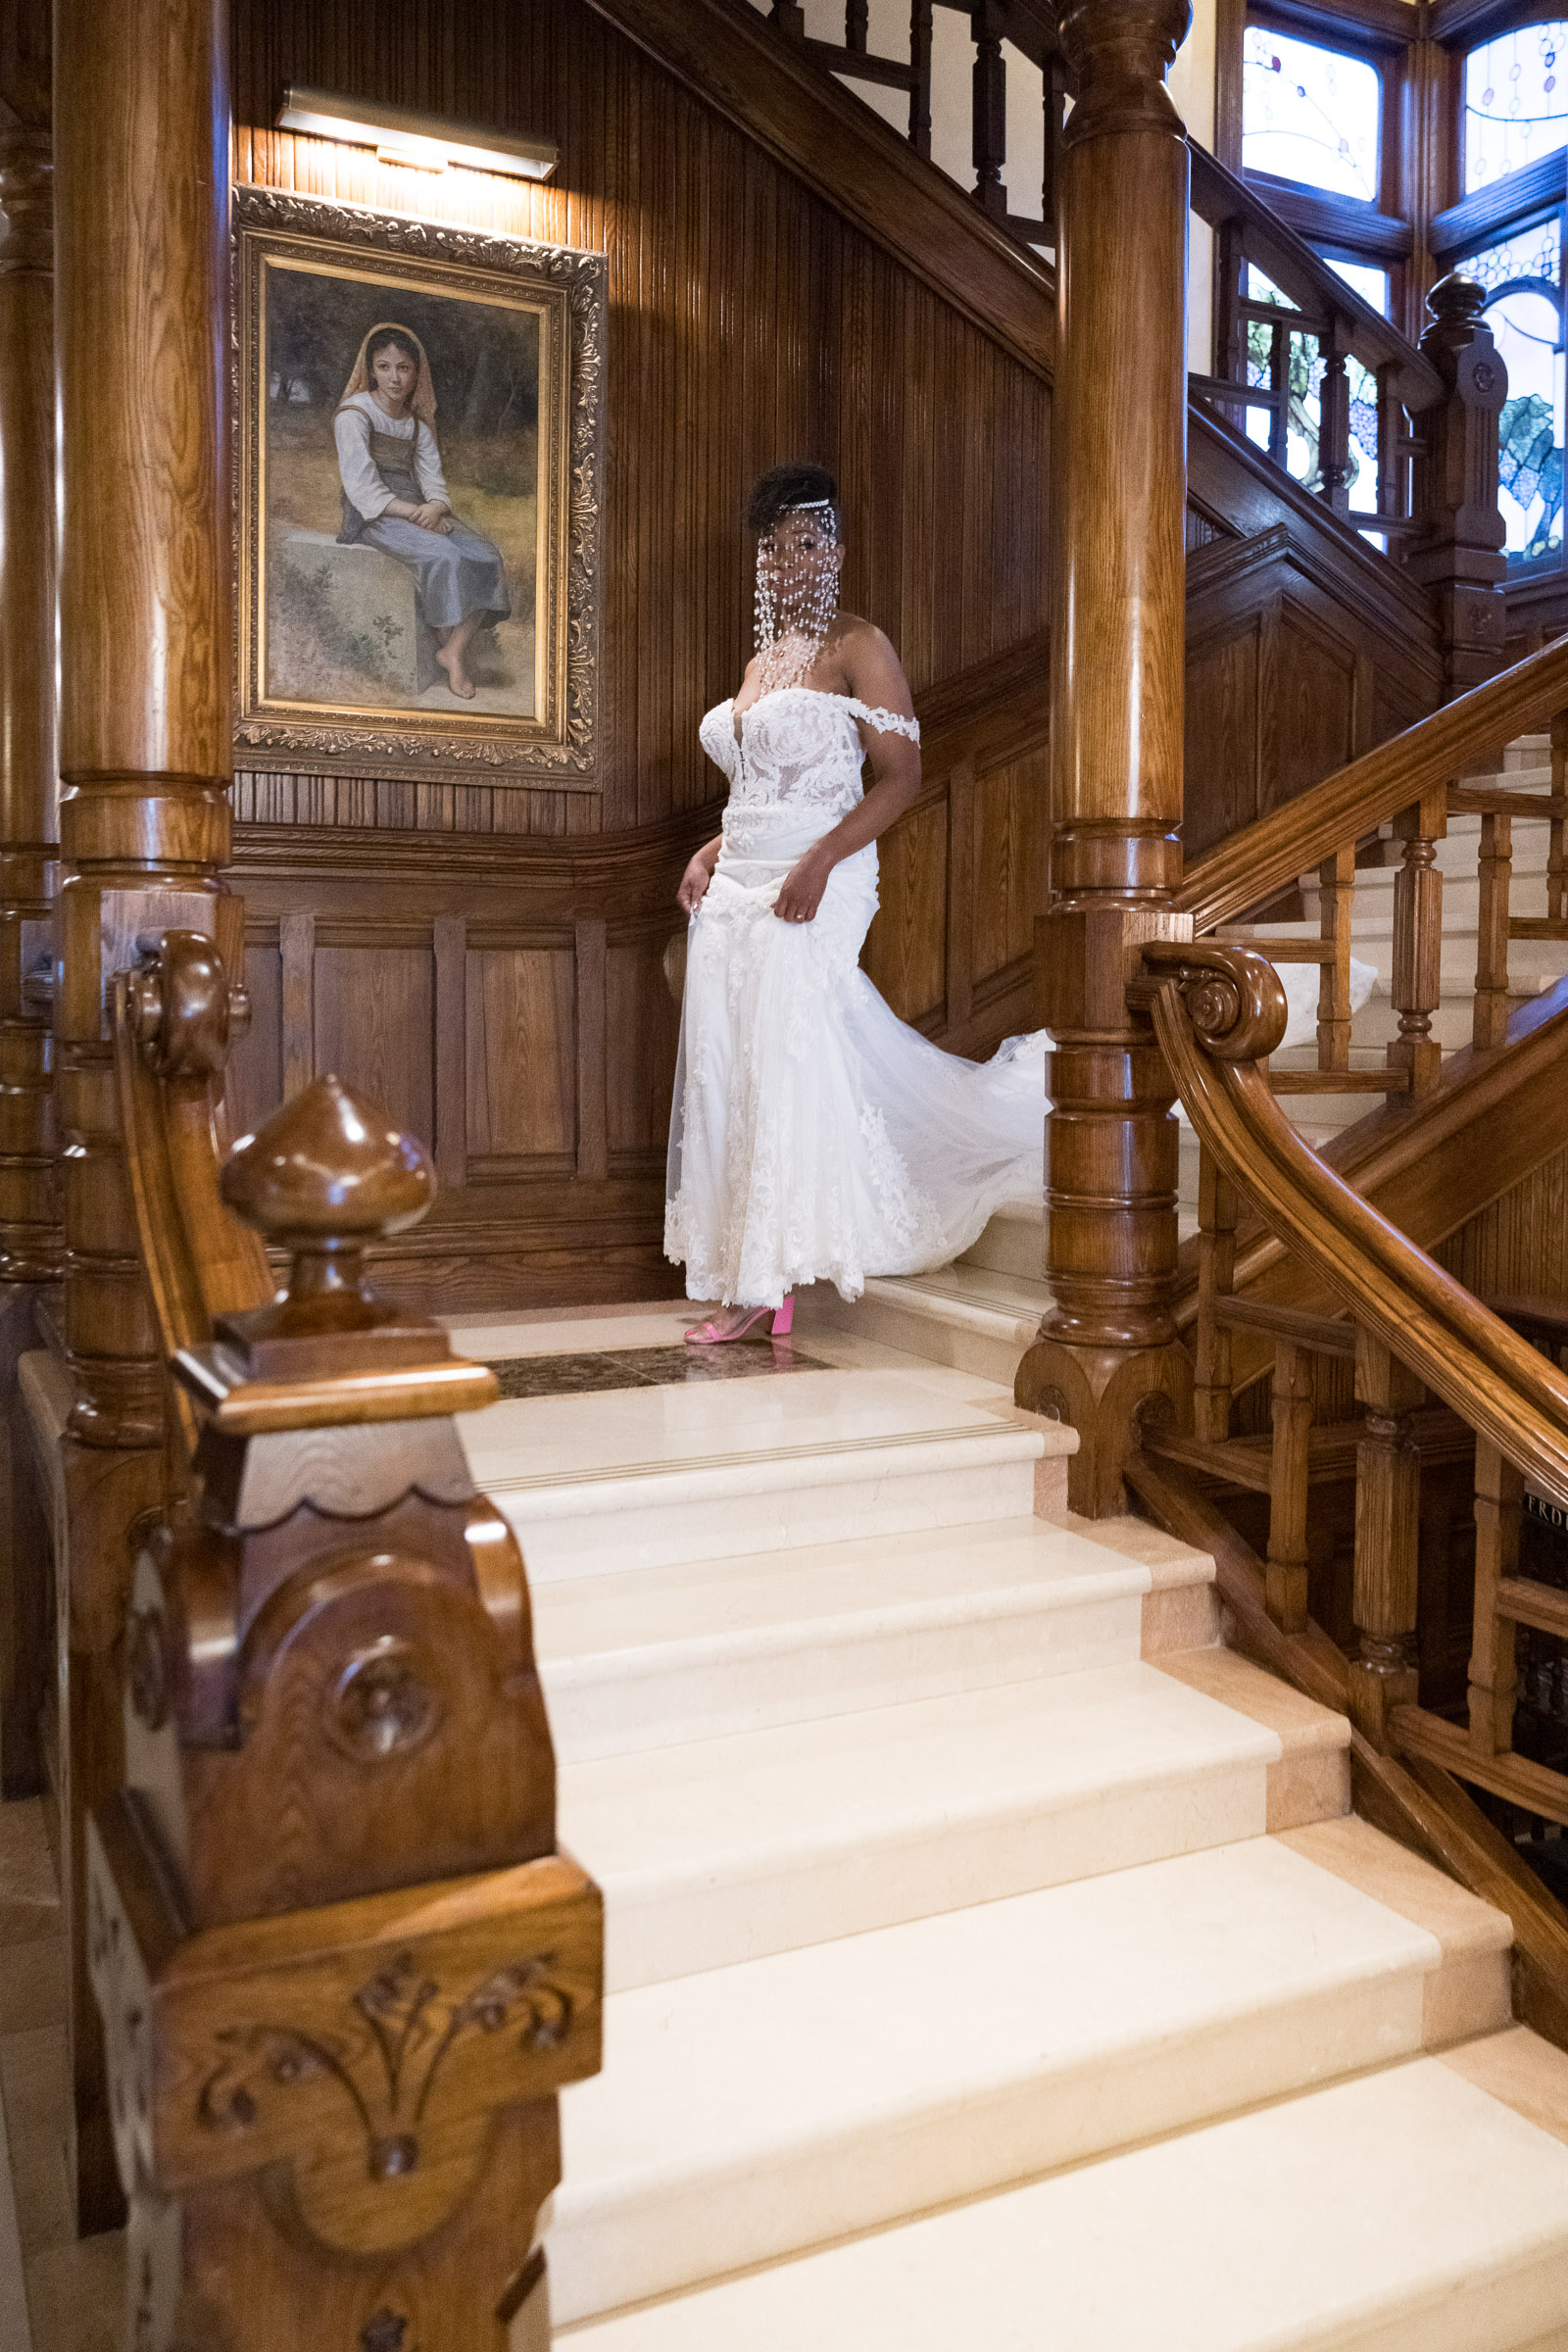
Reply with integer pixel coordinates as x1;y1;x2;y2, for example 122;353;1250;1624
334;320;510;701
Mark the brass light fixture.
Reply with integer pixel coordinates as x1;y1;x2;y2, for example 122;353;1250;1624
276;85;559;182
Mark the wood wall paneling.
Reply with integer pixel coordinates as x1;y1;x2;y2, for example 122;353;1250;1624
313;932;436;1144
465;938;578;1175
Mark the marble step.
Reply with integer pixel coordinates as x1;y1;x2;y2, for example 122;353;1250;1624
534;1514;1181;1764
558;1653;1336;1993
564;2037;1568;2352
551;1816;1511;2326
458;1357;1068;1580
795;1262;1052;1386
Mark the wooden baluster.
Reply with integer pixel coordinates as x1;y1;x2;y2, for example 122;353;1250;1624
1016;0;1194;1517
1318;320;1352;516
909;1;934;157
770;0;807;35
1388;788;1446;1101
1473;808;1513;1048
1550;709;1568;924
1266;1339;1314;1635
1193;1142;1238;1443
846;0;869;49
1042;46;1066;236
1213;219;1246;384
1376;360;1402;526
1316;843;1354;1072
1268;317;1290;471
1470;1435;1522;1757
971;0;1008;223
1348;1330;1423;1750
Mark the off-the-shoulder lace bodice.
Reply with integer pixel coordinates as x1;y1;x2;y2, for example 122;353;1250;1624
699;686;920;821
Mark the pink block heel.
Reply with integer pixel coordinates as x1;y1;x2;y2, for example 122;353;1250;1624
685;1294;794;1345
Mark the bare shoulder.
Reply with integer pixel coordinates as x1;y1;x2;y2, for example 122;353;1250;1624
834;614;914;713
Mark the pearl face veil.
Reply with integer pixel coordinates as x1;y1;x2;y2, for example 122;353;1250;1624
753;501;842;697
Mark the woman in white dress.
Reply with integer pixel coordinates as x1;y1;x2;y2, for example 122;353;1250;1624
666;465;1048;1343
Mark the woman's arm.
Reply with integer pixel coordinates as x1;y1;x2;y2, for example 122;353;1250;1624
333;408;396;521
678;834;723;912
773;624;920;924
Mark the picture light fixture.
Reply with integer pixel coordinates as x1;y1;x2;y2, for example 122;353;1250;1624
276;85;560;182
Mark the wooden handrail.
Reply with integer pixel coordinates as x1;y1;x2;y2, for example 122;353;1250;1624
1189;144;1442;415
1176;634;1568;932
1136;941;1568;1508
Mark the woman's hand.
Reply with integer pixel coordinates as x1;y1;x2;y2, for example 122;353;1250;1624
678;853;712;913
411;502;454;533
774;844;835;924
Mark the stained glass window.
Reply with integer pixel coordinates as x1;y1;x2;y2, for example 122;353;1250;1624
1459;217;1565;564
1465;22;1568;196
1242;26;1381;203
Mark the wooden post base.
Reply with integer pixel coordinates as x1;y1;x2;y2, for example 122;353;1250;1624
1014;1334;1192;1518
89;1802;601;2352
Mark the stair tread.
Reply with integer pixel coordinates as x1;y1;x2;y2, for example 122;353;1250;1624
567;2050;1568;2351
532;1514;1150;1666
564;1829;1500;2189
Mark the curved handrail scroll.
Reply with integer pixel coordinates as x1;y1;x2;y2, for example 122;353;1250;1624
1139;938;1568;1509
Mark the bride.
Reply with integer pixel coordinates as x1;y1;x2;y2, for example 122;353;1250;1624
665;465;1048;1344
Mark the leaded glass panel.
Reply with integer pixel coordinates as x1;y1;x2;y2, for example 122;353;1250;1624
1242;26;1381;202
1465;21;1568;195
1459;216;1565;564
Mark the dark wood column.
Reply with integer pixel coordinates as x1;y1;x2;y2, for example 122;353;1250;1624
0;8;62;1807
1014;0;1196;1515
54;0;231;2226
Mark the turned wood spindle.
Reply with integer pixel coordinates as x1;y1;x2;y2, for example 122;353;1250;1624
1473;808;1513;1049
908;2;934;158
1550;710;1568;925
1376;361;1403;525
1348;1330;1424;1750
1193;1143;1238;1445
1470;1435;1522;1758
0;121;61;1286
770;1;807;36
971;0;1008;224
1267;318;1290;473
845;0;868;52
1265;1338;1314;1635
1315;844;1355;1072
1318;323;1352;518
1388;789;1446;1101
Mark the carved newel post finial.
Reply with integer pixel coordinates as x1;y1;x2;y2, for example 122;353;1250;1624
222;1071;436;1307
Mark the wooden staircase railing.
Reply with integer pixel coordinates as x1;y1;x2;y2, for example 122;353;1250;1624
1129;934;1568;2039
1170;633;1568;1117
85;930;602;2349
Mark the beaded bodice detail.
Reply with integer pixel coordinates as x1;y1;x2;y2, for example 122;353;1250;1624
699;687;920;821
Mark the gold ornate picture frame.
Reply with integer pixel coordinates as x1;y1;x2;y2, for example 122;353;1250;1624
233;187;604;789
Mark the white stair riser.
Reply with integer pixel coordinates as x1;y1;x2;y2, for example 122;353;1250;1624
541;1583;1145;1762
492;1434;1044;1580
583;1754;1270;1992
958;1213;1045;1280
798;1285;1030;1385
552;1968;1460;2326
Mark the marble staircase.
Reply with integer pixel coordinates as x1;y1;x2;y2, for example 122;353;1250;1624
443;1303;1568;2348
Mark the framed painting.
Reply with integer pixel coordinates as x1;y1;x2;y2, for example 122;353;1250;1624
233;187;604;788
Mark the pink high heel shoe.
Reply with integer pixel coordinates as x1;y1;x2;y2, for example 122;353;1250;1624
684;1295;795;1345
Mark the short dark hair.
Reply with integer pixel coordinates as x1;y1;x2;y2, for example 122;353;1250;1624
746;463;840;539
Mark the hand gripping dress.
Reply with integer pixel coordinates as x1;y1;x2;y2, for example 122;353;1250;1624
664;685;1048;1309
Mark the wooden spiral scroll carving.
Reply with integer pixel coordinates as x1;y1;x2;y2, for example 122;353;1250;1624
1135;939;1290;1062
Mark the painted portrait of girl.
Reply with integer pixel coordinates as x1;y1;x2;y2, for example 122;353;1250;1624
333;320;511;700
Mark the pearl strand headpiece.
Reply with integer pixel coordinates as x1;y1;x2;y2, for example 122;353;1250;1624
754;499;841;696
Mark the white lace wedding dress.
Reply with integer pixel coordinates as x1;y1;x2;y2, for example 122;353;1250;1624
664;685;1049;1307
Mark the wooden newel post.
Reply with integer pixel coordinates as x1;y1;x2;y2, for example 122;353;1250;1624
88;1074;601;2351
1014;0;1195;1514
1406;274;1508;700
54;0;234;2226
